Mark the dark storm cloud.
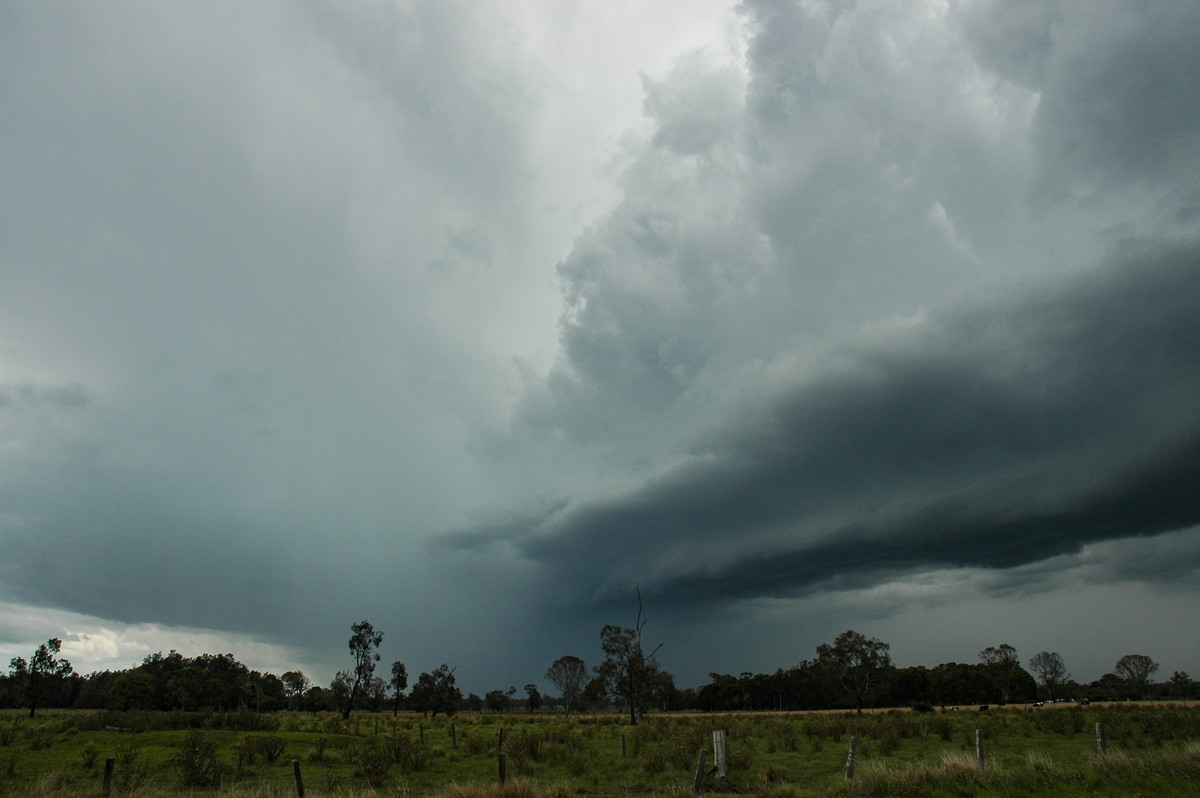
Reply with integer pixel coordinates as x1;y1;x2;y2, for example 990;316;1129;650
5;0;1200;685
0;503;293;633
1028;1;1200;187
469;244;1200;607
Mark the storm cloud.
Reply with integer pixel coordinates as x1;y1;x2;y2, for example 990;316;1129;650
457;244;1200;606
3;0;1199;688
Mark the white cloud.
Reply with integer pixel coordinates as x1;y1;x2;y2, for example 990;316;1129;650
0;601;320;679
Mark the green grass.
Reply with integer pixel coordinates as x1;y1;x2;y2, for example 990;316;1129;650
0;704;1197;796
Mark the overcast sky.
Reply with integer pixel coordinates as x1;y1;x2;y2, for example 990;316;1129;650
3;0;1199;695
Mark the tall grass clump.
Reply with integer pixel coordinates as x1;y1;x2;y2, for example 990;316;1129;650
1093;741;1200;782
843;751;993;797
436;780;572;798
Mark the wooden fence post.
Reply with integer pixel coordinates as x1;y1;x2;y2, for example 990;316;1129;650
711;730;727;779
693;748;709;796
976;729;986;768
1095;722;1107;756
102;757;115;796
292;758;305;798
845;736;858;779
498;752;508;785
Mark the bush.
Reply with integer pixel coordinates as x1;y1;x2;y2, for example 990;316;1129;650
175;729;225;787
81;741;99;769
354;740;393;786
389;733;435;772
240;734;288;764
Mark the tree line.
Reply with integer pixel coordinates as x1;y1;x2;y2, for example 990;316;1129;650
4;621;1194;719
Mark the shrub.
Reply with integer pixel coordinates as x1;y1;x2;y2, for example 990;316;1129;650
354;739;393;786
241;734;288;764
462;729;491;755
175;729;225;787
81;741;99;769
308;736;332;762
389;733;435;772
923;713;954;742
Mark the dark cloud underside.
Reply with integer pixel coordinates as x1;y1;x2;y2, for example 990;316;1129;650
476;245;1200;606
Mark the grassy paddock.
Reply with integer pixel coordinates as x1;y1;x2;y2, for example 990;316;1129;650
0;704;1197;797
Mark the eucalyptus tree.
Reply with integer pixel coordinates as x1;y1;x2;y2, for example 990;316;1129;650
979;643;1022;703
389;661;408;716
1028;651;1069;700
595;590;665;725
8;638;74;718
1114;654;1159;699
409;664;462;717
342;620;384;718
815;630;892;714
545;655;588;715
281;670;310;710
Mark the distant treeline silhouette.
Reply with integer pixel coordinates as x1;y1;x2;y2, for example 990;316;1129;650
4;632;1194;716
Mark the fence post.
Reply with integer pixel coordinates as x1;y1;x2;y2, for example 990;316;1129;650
1095;722;1107;756
292;758;305;798
102;758;115;796
693;748;709;796
451;723;457;749
712;729;727;779
976;729;986;768
498;752;508;785
845;736;858;779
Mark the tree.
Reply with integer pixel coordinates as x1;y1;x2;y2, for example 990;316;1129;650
343;620;384;719
137;650;188;710
545;655;588;715
282;670;310;710
1113;654;1159;699
485;688;511;713
524;683;541;712
1168;671;1195;699
389;661;408;716
815;630;892;714
331;671;354;711
367;676;389;711
979;644;1022;703
581;676;608;711
9;638;74;718
594;590;665;725
178;652;249;711
254;671;286;712
409;664;461;717
1028;651;1069;701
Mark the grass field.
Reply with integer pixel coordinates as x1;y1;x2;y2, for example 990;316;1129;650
1;704;1197;797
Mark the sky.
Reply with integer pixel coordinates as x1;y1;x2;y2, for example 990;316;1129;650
3;0;1199;696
